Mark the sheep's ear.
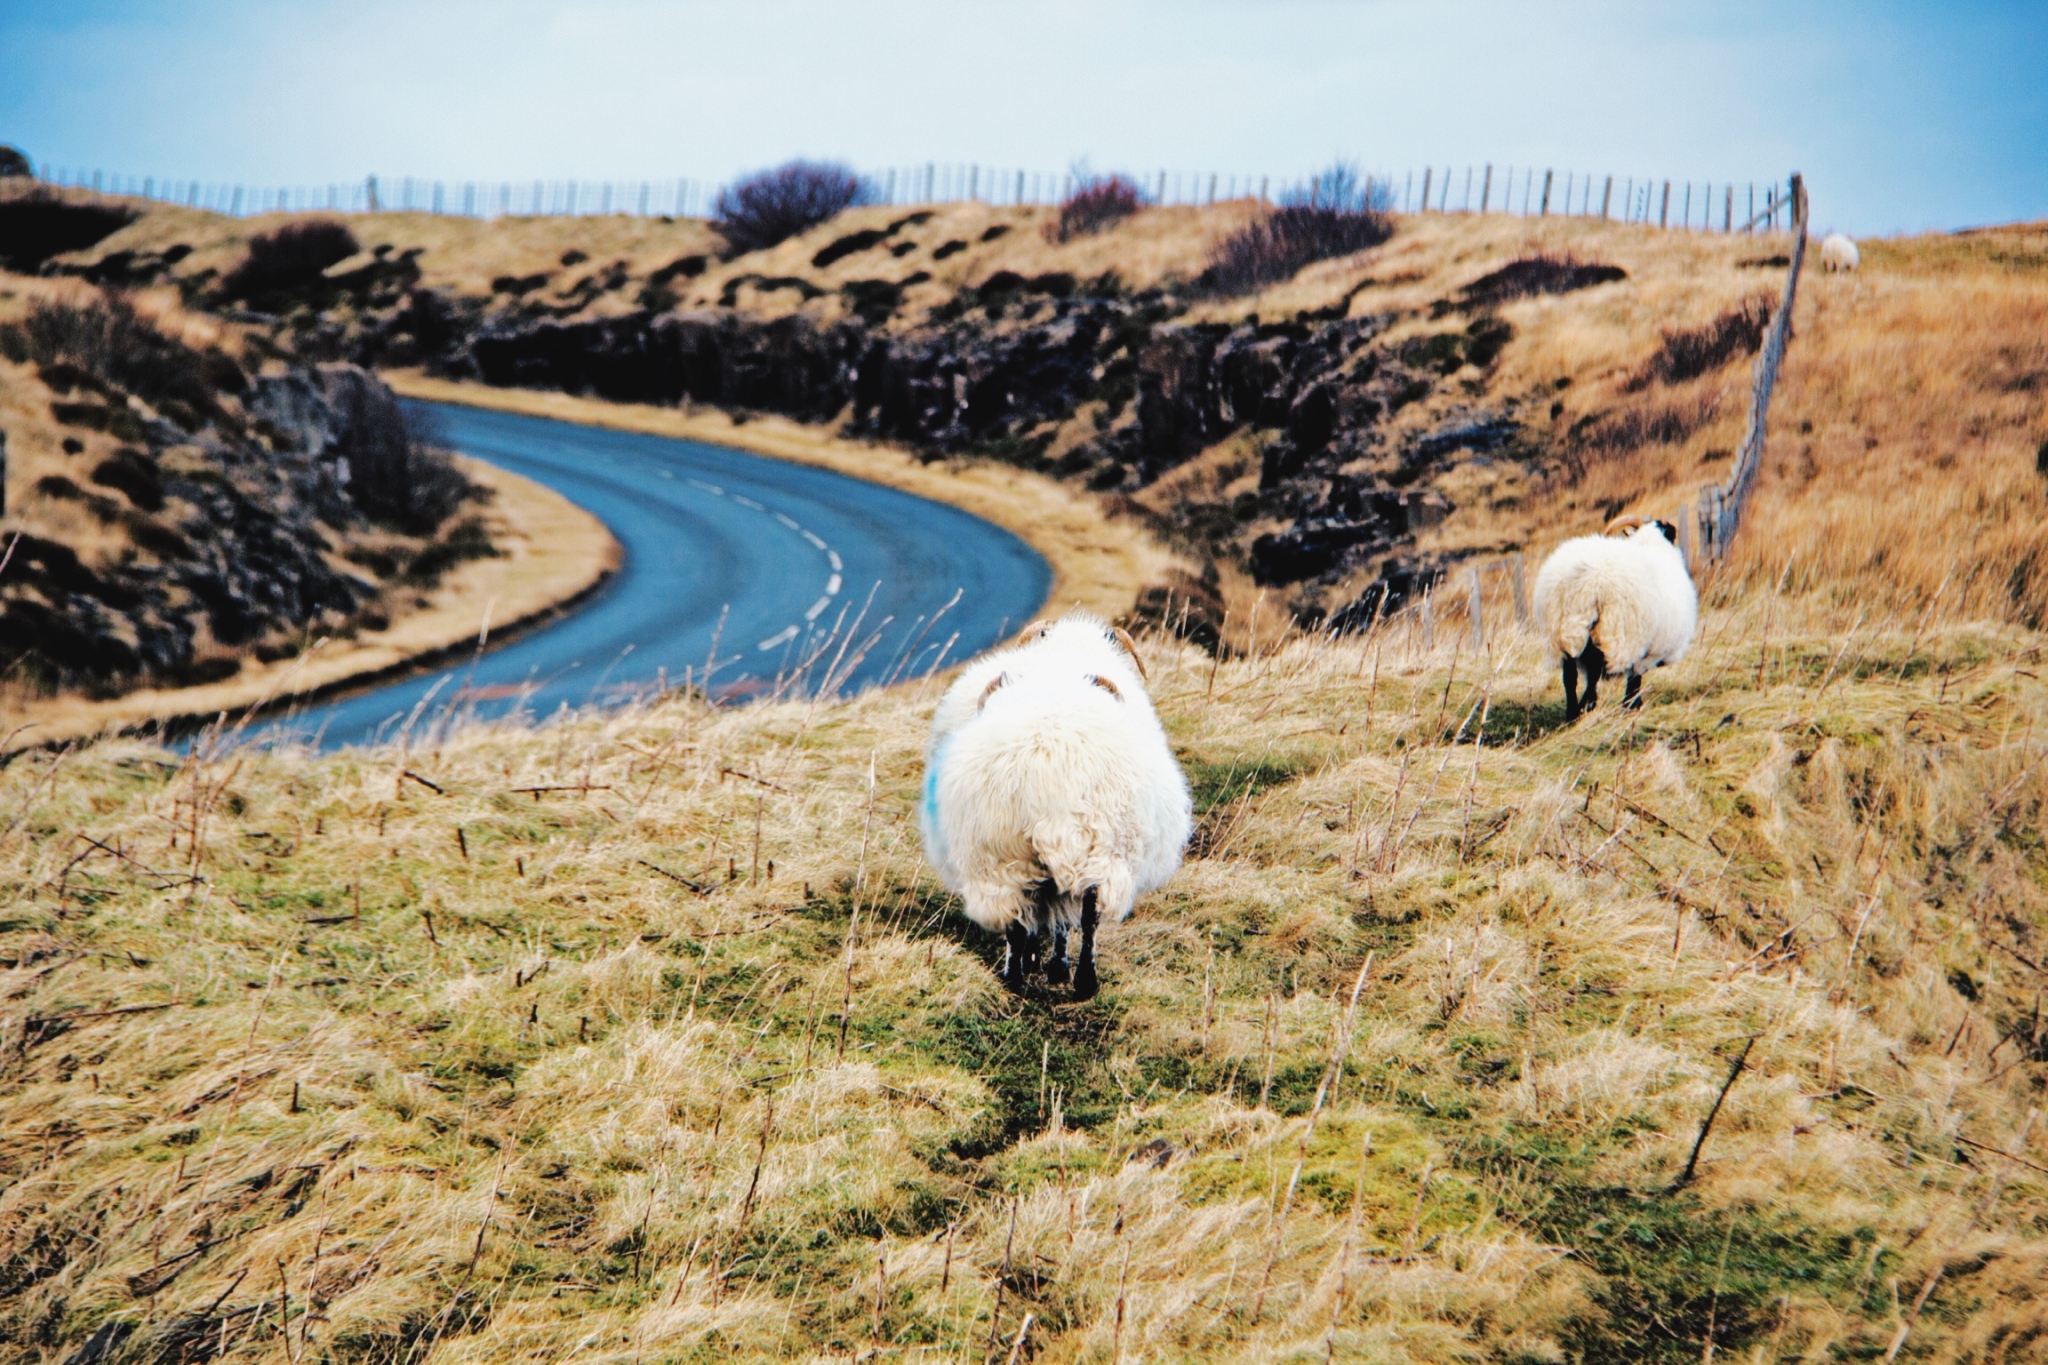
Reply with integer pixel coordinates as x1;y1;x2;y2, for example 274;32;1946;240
1087;674;1123;700
1652;519;1679;544
977;673;1009;711
1108;626;1148;680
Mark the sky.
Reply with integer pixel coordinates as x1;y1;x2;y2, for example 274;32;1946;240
2;0;2043;236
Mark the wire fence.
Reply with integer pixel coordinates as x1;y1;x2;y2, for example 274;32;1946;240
1400;173;1807;649
27;160;1804;234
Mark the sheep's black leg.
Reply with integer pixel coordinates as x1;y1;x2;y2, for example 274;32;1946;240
1045;927;1070;987
1623;672;1643;710
1581;643;1605;711
1561;657;1581;722
1072;888;1101;1001
1002;922;1038;994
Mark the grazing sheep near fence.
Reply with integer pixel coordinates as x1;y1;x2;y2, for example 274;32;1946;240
1820;232;1859;273
1533;517;1698;721
920;615;1192;998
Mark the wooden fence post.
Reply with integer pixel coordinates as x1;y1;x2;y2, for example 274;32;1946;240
1724;185;1733;232
1540;168;1553;215
1509;552;1529;623
365;175;378;212
1658;181;1671;228
1677;501;1694;565
1420;167;1432;213
1480;163;1493;212
1467;567;1486;651
1600;174;1613;220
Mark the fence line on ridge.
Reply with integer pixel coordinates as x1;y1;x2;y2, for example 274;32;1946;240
24;160;1804;235
1407;174;1806;651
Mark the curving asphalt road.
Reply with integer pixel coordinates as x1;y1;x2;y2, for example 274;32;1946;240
254;401;1050;750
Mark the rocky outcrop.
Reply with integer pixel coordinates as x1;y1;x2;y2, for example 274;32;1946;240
1;290;482;694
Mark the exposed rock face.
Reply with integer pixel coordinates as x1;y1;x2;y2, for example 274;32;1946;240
131;243;1557;624
0;290;476;695
418;294;1540;613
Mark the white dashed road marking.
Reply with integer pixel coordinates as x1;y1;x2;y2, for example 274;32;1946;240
719;489;847;652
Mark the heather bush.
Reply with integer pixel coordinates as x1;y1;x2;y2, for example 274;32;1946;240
1458;253;1628;308
219;218;361;300
0;189;134;271
5;294;240;422
712;161;875;256
1046;174;1146;243
1199;202;1393;297
1625;294;1774;389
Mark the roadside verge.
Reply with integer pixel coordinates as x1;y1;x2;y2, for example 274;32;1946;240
4;457;619;752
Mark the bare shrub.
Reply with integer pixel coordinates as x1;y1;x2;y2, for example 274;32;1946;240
1575;391;1723;461
712;161;875;257
1458;253;1628;308
1046;174;1146;244
1196;162;1393;297
219;218;360;300
321;367;474;532
5;293;240;421
1200;205;1394;297
0;145;31;178
1625;295;1774;390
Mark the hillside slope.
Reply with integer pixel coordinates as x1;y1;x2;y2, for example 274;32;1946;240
3;596;2046;1363
52;191;2048;647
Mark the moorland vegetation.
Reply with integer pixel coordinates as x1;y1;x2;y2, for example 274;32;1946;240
3;171;2047;1364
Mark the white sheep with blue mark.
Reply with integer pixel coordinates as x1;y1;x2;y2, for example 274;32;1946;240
920;614;1191;998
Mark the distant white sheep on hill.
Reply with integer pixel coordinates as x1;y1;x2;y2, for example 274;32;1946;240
1533;516;1699;721
1820;232;1860;272
920;614;1191;998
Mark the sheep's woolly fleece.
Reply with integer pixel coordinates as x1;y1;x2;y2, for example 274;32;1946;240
920;614;1192;935
1820;232;1860;272
1532;523;1699;676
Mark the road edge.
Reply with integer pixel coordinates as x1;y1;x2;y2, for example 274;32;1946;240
380;371;1182;626
3;457;620;754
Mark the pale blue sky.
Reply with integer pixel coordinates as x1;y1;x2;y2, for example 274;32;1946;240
4;0;2043;235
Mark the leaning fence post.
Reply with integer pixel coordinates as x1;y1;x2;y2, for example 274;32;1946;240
1540;169;1553;215
1419;167;1432;214
1479;163;1493;213
1659;181;1671;228
1509;552;1529;623
1601;175;1613;219
1467;567;1486;651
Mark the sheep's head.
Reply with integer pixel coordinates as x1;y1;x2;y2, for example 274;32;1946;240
1602;514;1681;546
1016;615;1149;681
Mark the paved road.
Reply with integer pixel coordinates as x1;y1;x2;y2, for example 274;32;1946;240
254;401;1050;749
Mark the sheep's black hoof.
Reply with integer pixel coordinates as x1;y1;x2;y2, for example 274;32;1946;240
1001;923;1037;994
1045;955;1070;988
1071;962;1098;1000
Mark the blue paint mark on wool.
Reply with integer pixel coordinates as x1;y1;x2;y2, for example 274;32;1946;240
921;736;953;863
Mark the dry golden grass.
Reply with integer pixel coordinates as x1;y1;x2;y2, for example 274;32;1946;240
1478;222;2048;631
4;587;2046;1364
